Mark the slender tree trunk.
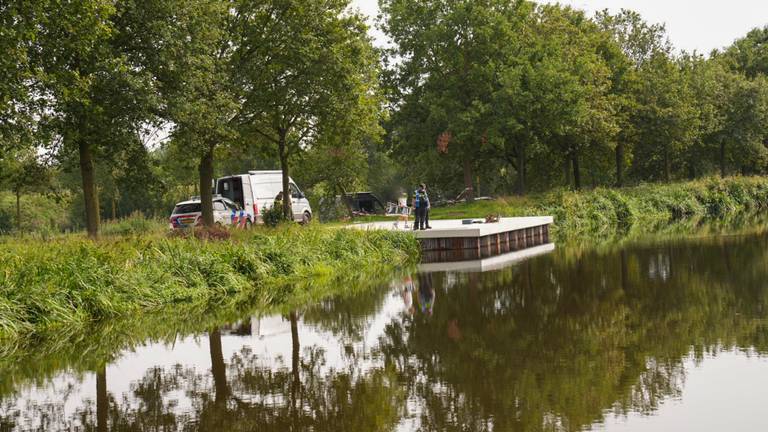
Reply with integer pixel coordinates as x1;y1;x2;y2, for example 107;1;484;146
515;142;526;196
209;329;229;404
111;196;117;220
290;311;300;428
96;367;108;432
462;158;474;202
615;142;624;187
278;130;293;220
688;158;696;179
572;151;581;191
15;189;21;233
720;141;726;177
339;185;355;219
663;145;671;183
79;139;100;239
199;146;215;227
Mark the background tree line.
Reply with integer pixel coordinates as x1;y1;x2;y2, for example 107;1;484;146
382;0;768;199
2;0;768;236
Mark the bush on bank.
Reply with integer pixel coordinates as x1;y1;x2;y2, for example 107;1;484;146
0;225;419;342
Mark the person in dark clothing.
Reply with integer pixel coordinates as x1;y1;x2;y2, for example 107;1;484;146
413;183;430;230
424;185;432;229
417;272;435;316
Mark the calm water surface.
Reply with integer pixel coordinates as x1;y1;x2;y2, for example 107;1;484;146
3;232;768;431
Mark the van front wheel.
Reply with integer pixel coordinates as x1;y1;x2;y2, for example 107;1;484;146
301;212;312;225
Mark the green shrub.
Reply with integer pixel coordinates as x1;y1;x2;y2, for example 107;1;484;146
262;202;288;227
101;212;165;237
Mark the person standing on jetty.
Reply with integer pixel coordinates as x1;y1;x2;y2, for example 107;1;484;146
413;183;431;230
424;184;432;229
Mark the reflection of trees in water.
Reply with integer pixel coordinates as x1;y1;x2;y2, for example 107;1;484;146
33;317;404;432
5;235;768;431
377;236;768;431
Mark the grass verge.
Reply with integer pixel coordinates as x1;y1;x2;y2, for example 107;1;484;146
0;225;420;345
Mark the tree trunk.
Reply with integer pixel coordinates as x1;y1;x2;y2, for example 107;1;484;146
111;196;117;220
96;367;108;432
515;142;526;196
720;141;726;177
563;157;571;189
198;146;215;227
79;139;100;239
278;130;293;220
615;142;624;187
339;185;355;219
572;151;581;191
663;145;671;183
15;189;21;233
290;311;300;427
462;158;474;202
209;329;229;404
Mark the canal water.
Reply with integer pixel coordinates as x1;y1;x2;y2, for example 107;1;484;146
3;230;768;431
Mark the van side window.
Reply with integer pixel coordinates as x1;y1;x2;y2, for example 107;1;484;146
213;201;226;211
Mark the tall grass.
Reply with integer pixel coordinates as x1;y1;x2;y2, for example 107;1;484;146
0;225;419;343
430;176;768;239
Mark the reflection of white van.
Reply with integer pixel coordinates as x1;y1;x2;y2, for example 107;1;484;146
215;170;312;224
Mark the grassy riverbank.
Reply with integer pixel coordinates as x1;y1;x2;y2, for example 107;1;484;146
0;225;419;344
430;176;768;239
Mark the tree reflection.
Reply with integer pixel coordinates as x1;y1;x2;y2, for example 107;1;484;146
5;234;768;431
376;235;768;431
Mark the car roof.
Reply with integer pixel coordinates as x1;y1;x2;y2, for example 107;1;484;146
175;197;235;206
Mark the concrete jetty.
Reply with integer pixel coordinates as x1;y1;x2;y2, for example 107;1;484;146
353;216;553;263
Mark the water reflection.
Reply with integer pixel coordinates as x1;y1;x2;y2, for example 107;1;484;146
3;234;768;431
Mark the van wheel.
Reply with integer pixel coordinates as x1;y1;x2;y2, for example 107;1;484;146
245;219;252;229
301;212;312;225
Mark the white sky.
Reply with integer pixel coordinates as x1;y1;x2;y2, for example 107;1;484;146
350;0;768;54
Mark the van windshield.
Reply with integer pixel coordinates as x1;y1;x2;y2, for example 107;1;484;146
173;203;201;214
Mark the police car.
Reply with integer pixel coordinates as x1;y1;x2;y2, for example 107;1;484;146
169;196;251;229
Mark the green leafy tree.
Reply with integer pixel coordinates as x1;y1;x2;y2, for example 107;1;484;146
528;5;618;190
235;0;380;219
380;0;532;200
595;9;671;186
0;148;51;232
10;0;159;238
121;0;241;227
631;54;699;182
725;26;768;78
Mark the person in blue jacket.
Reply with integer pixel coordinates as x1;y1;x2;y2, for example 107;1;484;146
413;183;431;230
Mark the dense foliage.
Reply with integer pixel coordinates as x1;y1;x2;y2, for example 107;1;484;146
381;2;768;200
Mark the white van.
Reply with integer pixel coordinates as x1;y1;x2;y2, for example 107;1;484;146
215;170;312;224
